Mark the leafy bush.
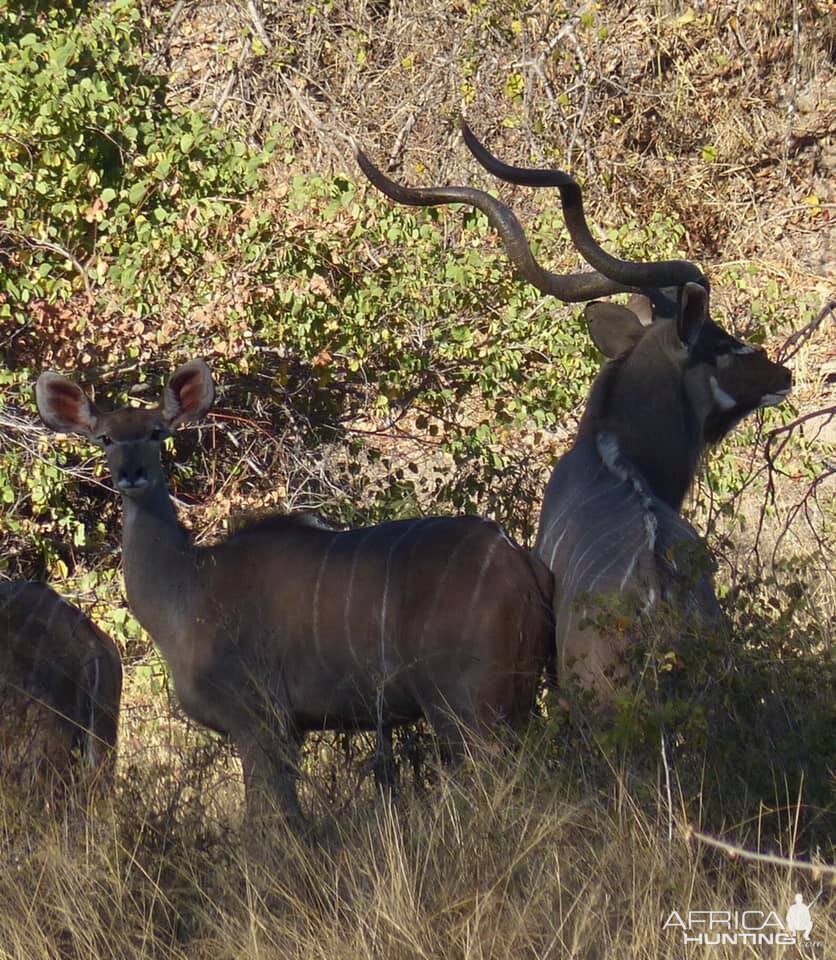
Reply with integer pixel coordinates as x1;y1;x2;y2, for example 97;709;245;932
0;0;274;316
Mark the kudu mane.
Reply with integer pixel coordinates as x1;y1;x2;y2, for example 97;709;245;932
227;511;337;539
577;328;703;511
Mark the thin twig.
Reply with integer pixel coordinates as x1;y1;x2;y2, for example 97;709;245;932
388;112;417;170
660;729;674;848
146;0;187;71
246;0;272;51
686;827;836;878
1;228;93;303
212;45;248;124
779;300;835;363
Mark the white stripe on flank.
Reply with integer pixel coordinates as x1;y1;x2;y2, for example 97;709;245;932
543;483;611;567
417;521;476;657
558;519;616;636
312;534;340;666
379;524;417;681
549;527;570;570
557;497;647;641
491;521;515;547
540;461;607;547
43;590;63;638
86;655;101;770
563;528;617;604
618;544;645;591
343;526;379;666
464;534;501;639
585;533;640;595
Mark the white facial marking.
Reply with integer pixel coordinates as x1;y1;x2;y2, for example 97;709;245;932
709;376;738;411
731;345;755;355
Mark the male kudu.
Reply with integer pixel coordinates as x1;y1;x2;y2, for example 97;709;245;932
0;581;122;804
358;123;791;699
36;360;553;822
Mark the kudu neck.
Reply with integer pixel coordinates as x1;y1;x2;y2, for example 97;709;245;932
578;356;703;511
119;478;197;644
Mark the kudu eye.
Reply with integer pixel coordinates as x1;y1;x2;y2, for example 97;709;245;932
96;433;113;447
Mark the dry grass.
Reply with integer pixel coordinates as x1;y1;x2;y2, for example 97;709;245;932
0;733;832;960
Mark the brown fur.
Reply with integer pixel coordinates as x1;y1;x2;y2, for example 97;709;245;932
37;361;553;823
0;582;122;807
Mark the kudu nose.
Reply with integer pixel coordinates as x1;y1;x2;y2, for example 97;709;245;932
773;363;792;395
117;465;149;492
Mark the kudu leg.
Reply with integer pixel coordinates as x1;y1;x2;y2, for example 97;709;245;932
425;702;485;770
237;726;305;829
372;725;397;792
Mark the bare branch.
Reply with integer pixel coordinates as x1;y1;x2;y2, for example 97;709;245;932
687;826;836;879
779;300;835;363
246;0;272;51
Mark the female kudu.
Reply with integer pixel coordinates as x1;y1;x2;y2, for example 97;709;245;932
36;360;553;822
0;581;122;804
358;122;791;699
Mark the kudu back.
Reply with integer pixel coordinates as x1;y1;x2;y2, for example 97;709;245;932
0;581;122;805
36;361;553;821
358;122;791;699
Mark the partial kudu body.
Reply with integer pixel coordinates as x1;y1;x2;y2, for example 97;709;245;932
0;581;122;803
358;122;791;698
36;361;553;821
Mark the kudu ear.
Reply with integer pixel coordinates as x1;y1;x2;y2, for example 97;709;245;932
677;281;708;348
585;302;646;359
161;360;215;428
36;373;99;436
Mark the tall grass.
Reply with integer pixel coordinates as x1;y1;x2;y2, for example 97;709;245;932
0;727;830;960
